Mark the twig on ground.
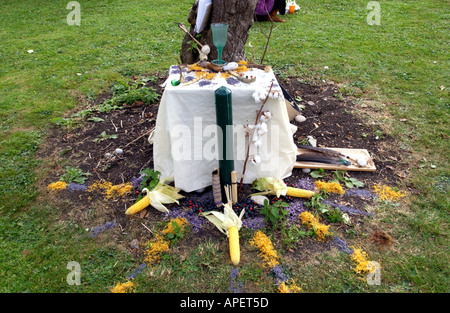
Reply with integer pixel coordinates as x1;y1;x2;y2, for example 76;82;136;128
123;128;154;149
111;119;118;132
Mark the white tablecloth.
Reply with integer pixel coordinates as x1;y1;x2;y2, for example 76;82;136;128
153;65;297;192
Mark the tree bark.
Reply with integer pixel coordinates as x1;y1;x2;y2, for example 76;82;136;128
180;0;259;64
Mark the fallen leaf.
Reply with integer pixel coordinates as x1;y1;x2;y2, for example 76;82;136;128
139;209;148;219
409;188;420;195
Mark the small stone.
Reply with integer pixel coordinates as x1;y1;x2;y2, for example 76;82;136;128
104;152;113;159
294;114;306;123
302;168;311;173
115;148;123;155
130;239;139;250
357;157;368;167
307;101;315;106
307;136;317;147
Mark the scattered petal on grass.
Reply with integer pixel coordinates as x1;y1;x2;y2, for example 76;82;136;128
127;263;147;280
331;236;353;254
350;247;377;275
142;234;170;267
90;221;116;238
229;267;244;293
250;230;279;269
372;184;406;201
322;200;372;216
278;280;302;293
110;280;135;293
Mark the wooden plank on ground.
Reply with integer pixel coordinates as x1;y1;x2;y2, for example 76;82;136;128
295;147;376;172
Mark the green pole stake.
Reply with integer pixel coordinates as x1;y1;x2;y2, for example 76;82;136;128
215;86;234;201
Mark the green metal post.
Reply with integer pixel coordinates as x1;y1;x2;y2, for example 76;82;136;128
215;86;234;201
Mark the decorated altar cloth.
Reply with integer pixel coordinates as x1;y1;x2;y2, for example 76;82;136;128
153;65;297;192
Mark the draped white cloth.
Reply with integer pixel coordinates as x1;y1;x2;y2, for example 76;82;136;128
153;66;297;192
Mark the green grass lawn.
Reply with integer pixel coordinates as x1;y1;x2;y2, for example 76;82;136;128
0;0;448;293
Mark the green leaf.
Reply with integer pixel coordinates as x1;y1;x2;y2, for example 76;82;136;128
271;207;279;219
345;181;354;188
87;117;105;122
349;178;365;188
310;168;326;178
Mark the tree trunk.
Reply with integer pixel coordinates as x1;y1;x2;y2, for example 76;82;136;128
180;0;259;64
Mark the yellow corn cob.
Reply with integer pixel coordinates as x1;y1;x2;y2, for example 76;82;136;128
125;196;150;215
228;226;240;266
286;186;315;199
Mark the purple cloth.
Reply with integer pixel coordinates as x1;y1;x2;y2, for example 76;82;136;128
255;0;274;16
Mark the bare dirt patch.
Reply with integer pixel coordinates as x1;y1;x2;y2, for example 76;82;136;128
37;74;410;265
